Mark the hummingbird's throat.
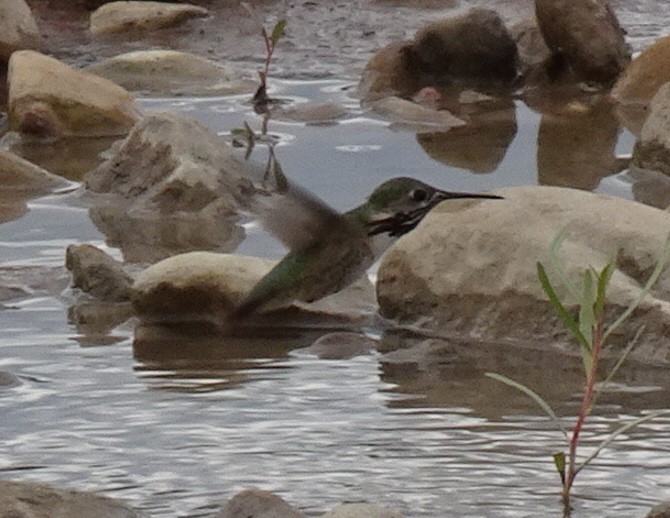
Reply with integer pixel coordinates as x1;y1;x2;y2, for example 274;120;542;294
365;206;431;238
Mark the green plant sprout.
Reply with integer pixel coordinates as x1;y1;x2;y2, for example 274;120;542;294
240;2;286;112
487;231;670;515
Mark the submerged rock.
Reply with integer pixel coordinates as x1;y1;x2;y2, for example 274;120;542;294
66;244;134;302
0;479;142;518
321;504;404;518
369;96;465;131
85;50;256;96
89;1;208;34
647;502;670;518
534;0;630;85
216;488;304;518
377;186;670;364
0;0;41;61
8;50;142;138
305;331;377;359
633;83;670;177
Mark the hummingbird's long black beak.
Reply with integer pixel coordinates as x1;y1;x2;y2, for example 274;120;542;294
367;189;503;238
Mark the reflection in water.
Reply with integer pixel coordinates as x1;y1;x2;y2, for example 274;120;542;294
88;205;245;263
536;99;628;190
417;98;517;173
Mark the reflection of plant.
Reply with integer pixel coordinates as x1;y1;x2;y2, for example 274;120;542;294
241;2;286;113
487;232;670;516
231;120;287;192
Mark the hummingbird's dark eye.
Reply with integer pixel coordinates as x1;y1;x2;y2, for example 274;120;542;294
409;189;428;202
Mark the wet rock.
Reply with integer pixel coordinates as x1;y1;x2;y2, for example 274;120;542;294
358;41;425;101
321;503;404;518
216;488;303;518
0;479;142;517
629;166;670;210
377;186;670;364
0;370;20;388
633;83;670;176
0;0;42;61
274;101;348;124
359;9;518;101
306;332;376;359
611;35;670;135
0;148;68;192
65;244;134;302
509;18;552;84
132;252;274;324
647;502;670;518
534;0;630;85
89;1;208;35
84;112;251;262
412;8;518;87
369;96;465;132
85;50;256;96
8;50;142;138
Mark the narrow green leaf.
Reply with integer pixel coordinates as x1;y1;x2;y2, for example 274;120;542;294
597;325;645;399
553;451;566;486
272;156;288;193
594;262;615;318
578;269;596;348
537;262;590;353
574;410;669;476
604;233;670;340
485;372;568;439
271;19;287;46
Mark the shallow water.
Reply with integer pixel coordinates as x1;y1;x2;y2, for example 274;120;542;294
1;78;669;517
3;1;670;515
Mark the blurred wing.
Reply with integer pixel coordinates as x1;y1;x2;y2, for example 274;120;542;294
251;182;357;250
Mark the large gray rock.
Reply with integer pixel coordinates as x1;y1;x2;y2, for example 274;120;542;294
377;186;670;364
0;0;41;61
534;0;630;84
84;112;251;262
216;488;303;518
633;83;670;176
89;1;208;34
0;479;142;518
8;50;142;138
85;50;256;96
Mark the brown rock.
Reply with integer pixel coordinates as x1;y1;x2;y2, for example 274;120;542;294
8;50;141;138
66;244;135;302
216;488;304;518
534;0;630;84
89;1;208;34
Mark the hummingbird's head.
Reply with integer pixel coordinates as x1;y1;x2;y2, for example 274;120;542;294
363;177;502;238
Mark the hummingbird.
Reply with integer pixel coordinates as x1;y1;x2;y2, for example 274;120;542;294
235;177;502;318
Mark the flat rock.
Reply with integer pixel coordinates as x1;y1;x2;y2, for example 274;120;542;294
216;488;303;518
0;479;142;518
321;504;404;518
85;50;256;96
90;1;208;34
377;186;670;364
0;0;41;61
633;83;670;176
534;0;630;84
8;50;141;138
369;96;466;131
